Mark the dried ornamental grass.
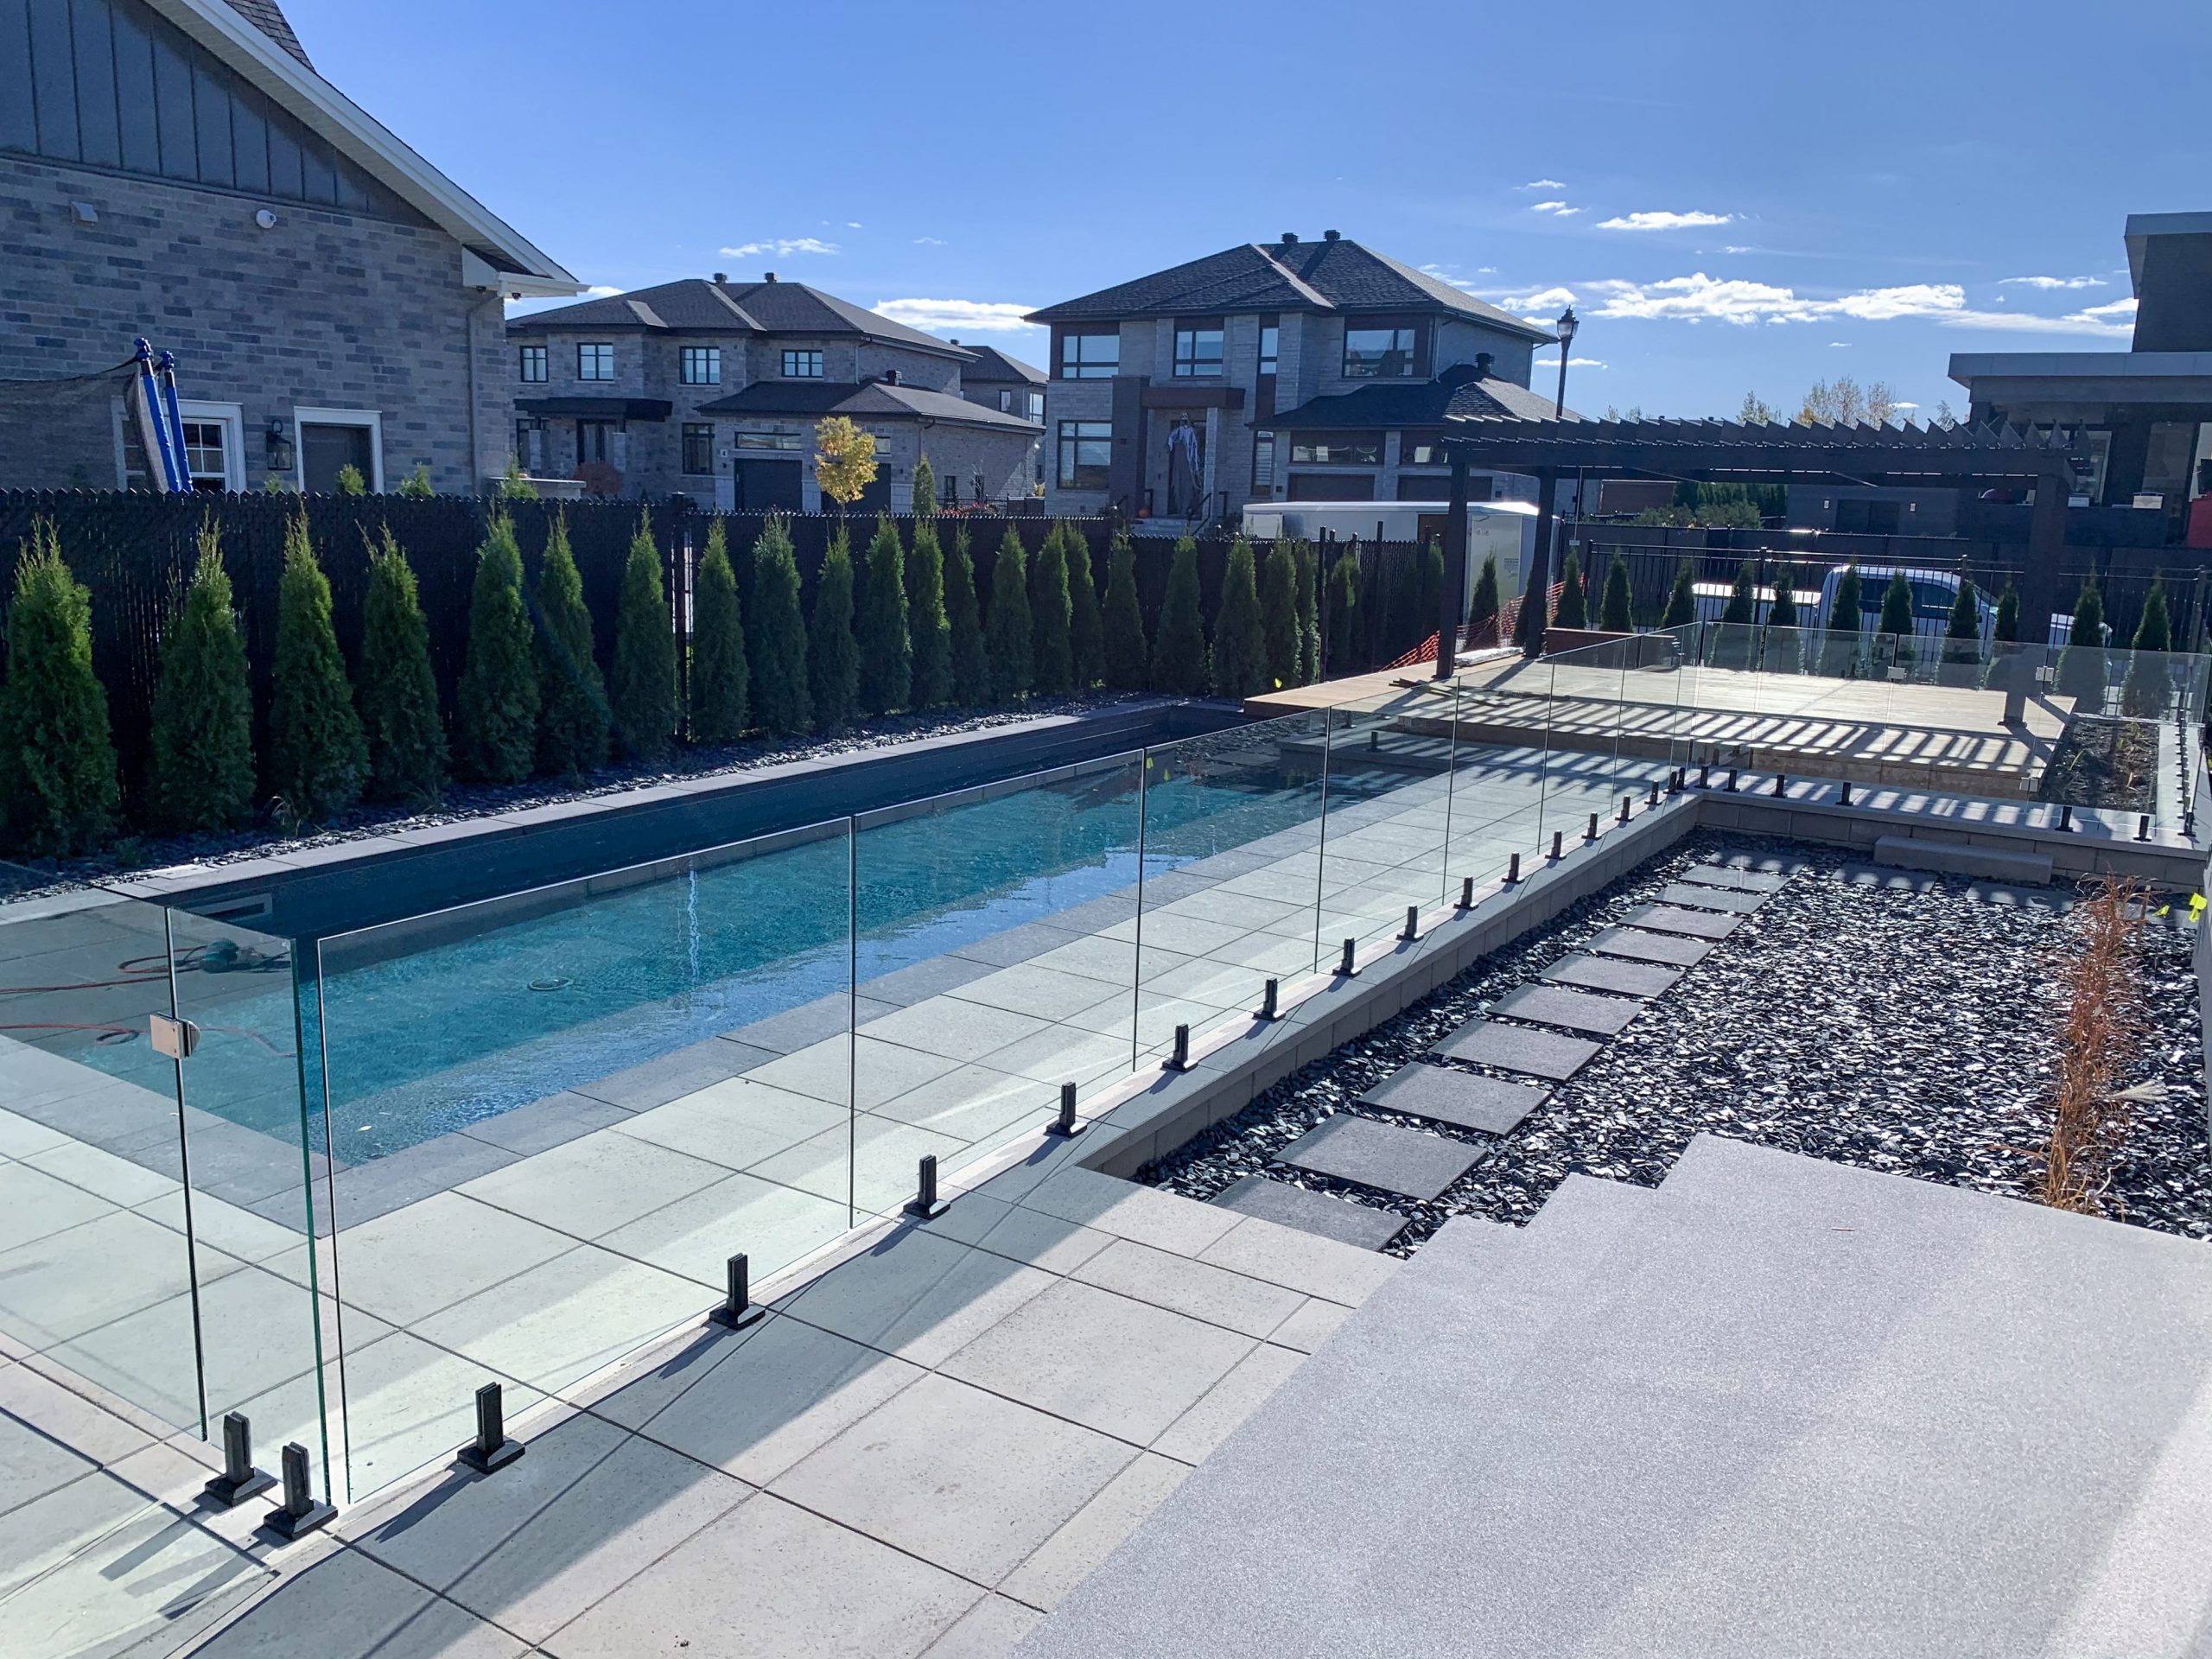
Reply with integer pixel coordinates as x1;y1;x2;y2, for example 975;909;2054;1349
2037;877;2151;1214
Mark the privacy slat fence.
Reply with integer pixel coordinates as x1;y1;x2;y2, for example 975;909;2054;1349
0;491;1444;808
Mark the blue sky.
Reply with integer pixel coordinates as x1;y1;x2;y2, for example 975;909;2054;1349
289;0;2205;420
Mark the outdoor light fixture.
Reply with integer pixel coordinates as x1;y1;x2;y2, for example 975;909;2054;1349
264;416;294;475
1553;306;1579;419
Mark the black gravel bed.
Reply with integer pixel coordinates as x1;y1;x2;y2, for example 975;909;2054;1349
1141;830;2211;1251
0;692;1150;902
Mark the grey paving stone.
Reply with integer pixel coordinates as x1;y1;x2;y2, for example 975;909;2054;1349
1210;1176;1406;1252
1432;1020;1604;1082
1658;882;1768;915
858;953;1000;1008
1676;862;1789;893
1587;926;1712;967
1272;1116;1481;1204
1491;983;1642;1038
572;1039;757;1110
1622;903;1740;940
1540;955;1682;998
460;1091;632;1157
718;996;898;1061
1357;1063;1548;1135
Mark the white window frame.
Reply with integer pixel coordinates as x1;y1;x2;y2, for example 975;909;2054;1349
293;406;385;493
177;399;245;490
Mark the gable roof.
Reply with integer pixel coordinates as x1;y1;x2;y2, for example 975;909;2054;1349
946;342;1045;385
1027;236;1555;342
1261;373;1580;431
697;379;1041;430
150;0;576;291
508;278;977;359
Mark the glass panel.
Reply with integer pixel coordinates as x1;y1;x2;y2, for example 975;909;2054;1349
315;818;855;1500
1315;690;1452;968
1132;712;1332;1066
0;874;200;1432
850;753;1145;1210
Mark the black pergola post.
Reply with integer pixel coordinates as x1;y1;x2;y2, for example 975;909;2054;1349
1518;467;1557;658
2005;464;2071;724
1435;449;1471;678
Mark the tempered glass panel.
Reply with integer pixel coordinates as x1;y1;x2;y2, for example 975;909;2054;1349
1315;692;1453;964
851;753;1145;1208
315;818;855;1500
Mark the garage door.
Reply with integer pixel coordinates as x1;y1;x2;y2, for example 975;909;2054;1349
734;458;804;512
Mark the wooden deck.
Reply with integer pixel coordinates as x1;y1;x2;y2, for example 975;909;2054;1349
1249;653;2075;798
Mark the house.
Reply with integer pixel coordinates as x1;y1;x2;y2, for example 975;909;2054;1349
505;277;1043;512
0;0;579;493
945;339;1044;501
1026;230;1565;525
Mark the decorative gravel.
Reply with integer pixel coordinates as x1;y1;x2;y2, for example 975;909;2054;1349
1142;831;2212;1251
0;691;1159;900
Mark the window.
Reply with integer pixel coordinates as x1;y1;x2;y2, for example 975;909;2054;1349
518;344;548;383
577;343;614;380
1342;326;1418;378
1258;322;1280;377
180;420;230;491
1289;432;1380;465
682;423;715;474
1027;391;1044;423
1398;429;1447;467
1173;320;1224;378
576;420;613;467
733;429;805;451
1057;420;1111;489
998;389;1014;412
1252;431;1276;491
1058;331;1119;379
681;346;721;385
782;349;824;378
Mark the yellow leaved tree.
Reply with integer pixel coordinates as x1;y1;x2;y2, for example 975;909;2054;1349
814;416;878;511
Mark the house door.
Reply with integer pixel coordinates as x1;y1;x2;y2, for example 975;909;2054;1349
576;421;614;468
300;422;373;493
734;457;804;512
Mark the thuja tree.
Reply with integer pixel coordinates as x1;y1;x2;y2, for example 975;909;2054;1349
1661;561;1696;628
1210;537;1268;698
944;526;990;704
1324;545;1363;673
1878;567;1916;667
1260;542;1300;690
1765;562;1801;674
910;455;938;517
1468;553;1502;639
2122;577;2173;715
612;514;677;763
1065;526;1104;690
358;526;446;807
267;513;367;823
2056;579;2107;706
857;515;912;715
1599;552;1633;632
906;518;951;709
1938;572;1980;687
456;515;538;781
985;528;1033;701
535;514;609;778
747;516;810;734
149;520;255;831
0;522;118;855
1552;549;1588;629
808;524;861;727
1102;534;1147;690
1821;563;1864;677
1030;524;1073;697
1152;536;1207;694
1292;540;1319;682
690;518;749;741
1993;579;2020;644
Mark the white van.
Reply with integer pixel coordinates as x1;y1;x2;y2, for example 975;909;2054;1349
1240;499;1530;609
1809;564;2080;649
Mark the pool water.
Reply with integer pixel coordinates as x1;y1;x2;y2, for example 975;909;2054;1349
190;754;1389;1166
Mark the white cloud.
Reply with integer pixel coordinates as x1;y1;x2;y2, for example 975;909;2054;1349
872;297;1039;334
1891;400;1919;410
719;237;840;257
1828;340;1850;347
846;221;862;229
2078;296;2138;319
1528;200;1580;216
1579;270;2133;337
1597;210;1734;231
1521;179;1566;190
1503;285;1578;312
1532;356;1608;369
584;284;621;296
913;236;946;246
1999;274;2106;289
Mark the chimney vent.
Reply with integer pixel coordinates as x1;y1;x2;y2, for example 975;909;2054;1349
883;368;900;386
1322;229;1341;242
713;271;726;284
764;271;777;283
1281;232;1299;245
1474;352;1494;378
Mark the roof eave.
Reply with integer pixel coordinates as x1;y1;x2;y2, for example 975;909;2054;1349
151;0;580;291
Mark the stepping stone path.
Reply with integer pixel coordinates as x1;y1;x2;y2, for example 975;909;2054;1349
1358;1063;1548;1135
1621;904;1740;941
1541;955;1681;997
1433;1019;1604;1082
1213;1173;1408;1250
1491;983;1642;1038
1273;1116;1482;1204
1205;860;1787;1249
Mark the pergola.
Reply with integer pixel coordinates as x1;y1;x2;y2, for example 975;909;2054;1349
1433;416;2087;721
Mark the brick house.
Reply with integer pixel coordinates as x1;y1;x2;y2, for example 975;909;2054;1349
944;340;1045;500
505;276;1044;512
1028;231;1565;525
0;0;579;493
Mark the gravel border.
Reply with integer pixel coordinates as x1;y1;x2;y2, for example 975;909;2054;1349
0;692;1154;902
1143;830;2210;1251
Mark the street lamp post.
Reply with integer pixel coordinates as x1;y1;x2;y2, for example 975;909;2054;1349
1552;305;1577;419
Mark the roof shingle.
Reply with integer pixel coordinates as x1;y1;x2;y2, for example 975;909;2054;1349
510;278;975;358
696;380;1040;430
